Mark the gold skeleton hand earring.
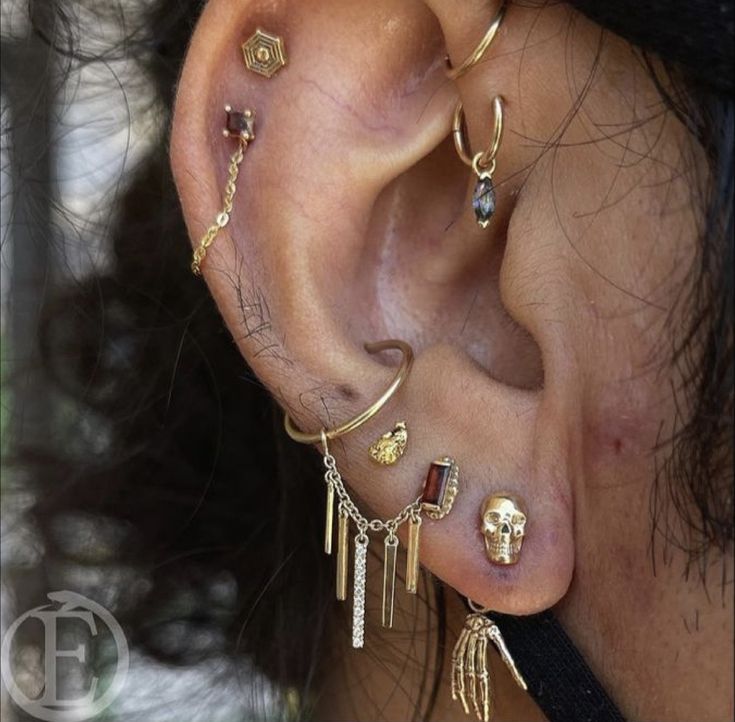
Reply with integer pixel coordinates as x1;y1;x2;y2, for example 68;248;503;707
452;599;527;722
452;96;504;229
191;106;255;276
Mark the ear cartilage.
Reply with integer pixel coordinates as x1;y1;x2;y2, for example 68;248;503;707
242;28;287;78
481;493;527;565
191;106;255;276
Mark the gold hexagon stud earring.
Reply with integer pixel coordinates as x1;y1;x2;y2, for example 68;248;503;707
242;28;287;78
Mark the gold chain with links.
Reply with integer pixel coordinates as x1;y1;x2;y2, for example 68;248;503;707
323;449;421;536
191;139;247;276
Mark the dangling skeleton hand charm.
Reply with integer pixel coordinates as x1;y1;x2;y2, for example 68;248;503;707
451;611;527;722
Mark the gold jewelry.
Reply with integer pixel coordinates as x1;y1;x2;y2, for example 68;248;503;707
242;28;287;78
191;106;255;276
284;340;414;444
368;421;408;465
420;457;459;520
446;1;507;80
318;433;459;645
481;493;527;565
405;456;460;593
452;599;527;722
452;96;504;228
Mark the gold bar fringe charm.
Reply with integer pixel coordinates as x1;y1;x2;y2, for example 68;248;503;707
336;508;350;601
406;514;422;594
324;480;335;554
382;533;399;628
352;533;369;648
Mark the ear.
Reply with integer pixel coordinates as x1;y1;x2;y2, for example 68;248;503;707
170;0;581;614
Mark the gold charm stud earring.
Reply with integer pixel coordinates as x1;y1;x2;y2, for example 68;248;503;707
368;421;408;465
445;0;507;80
420;457;459;520
242;28;287;78
453;95;504;229
191;106;255;276
481;493;527;565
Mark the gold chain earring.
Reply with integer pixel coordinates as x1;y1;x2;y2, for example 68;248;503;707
284;340;459;646
191;106;255;276
452;96;504;228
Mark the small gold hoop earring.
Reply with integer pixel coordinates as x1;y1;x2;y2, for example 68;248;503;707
446;1;507;80
452;96;504;228
284;339;414;445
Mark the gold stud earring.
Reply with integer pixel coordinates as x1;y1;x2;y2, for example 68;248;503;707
368;421;408;465
404;456;461;594
481;493;527;565
452;95;504;228
191;106;255;276
242;28;287;78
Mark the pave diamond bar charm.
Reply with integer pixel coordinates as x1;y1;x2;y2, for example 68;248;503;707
352;533;369;648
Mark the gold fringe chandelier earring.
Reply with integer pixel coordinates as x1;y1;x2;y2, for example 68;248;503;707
284;340;459;648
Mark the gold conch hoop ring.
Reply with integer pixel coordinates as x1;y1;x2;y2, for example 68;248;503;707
446;1;507;80
284;339;414;445
452;96;504;172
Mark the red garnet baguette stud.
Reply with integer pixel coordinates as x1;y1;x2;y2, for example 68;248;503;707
406;457;460;595
420;457;459;520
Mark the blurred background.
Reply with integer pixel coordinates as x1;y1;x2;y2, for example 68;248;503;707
1;1;274;719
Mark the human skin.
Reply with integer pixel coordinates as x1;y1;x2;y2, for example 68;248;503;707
169;0;734;719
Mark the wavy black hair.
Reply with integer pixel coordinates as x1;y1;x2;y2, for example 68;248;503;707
3;0;733;719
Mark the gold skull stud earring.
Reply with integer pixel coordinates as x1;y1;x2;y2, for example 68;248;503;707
481;493;527;565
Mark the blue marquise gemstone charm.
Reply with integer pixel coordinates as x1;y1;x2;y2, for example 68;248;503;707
472;174;496;228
